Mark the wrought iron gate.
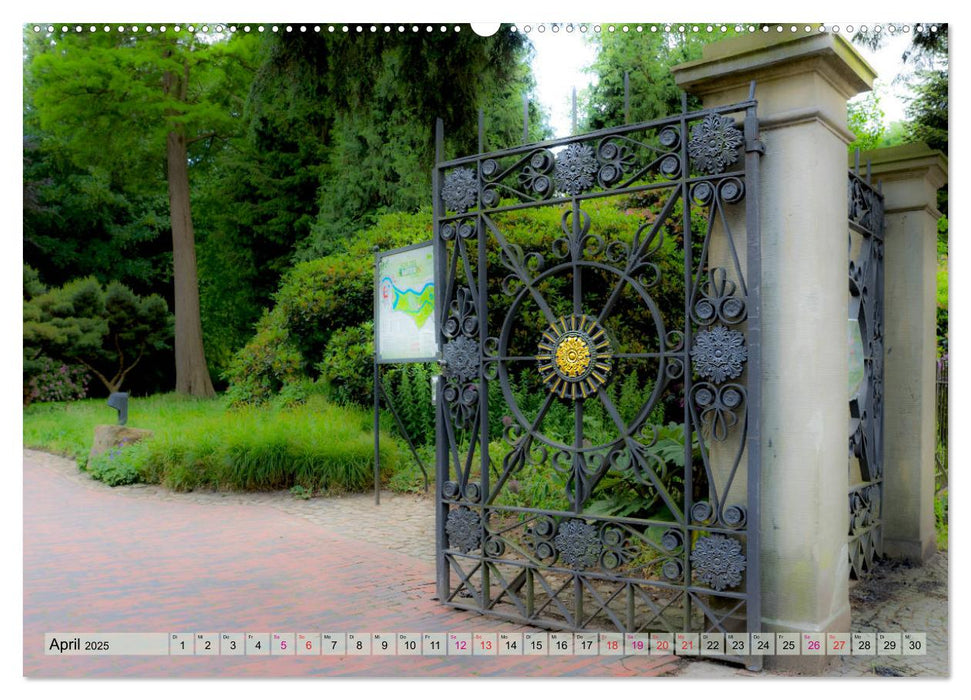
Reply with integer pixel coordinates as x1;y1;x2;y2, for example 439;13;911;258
432;92;762;660
847;157;885;577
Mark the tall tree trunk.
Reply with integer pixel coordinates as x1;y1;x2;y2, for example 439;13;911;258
166;127;215;397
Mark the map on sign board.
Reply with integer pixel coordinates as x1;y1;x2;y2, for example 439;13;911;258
376;243;437;362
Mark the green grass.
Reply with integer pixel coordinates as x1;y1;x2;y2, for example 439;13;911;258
24;393;400;493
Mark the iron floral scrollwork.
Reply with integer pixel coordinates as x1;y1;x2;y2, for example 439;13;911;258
525;515;558;563
848;175;884;237
445;507;481;553
518;150;555;198
599;525;633;570
691;325;748;383
692;268;746;326
441;167;478;213
692;382;745;442
687;114;743;175
441;285;480;425
849;485;880;537
555;143;598;196
442;378;478;426
691;534;745;591
596;139;636;187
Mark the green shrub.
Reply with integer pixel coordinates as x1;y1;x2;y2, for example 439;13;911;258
24;356;90;405
223;313;304;406
273;378;326;409
224;212;436;406
318;322;374;406
87;443;149;486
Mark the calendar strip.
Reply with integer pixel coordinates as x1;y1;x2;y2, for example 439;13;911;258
45;632;927;656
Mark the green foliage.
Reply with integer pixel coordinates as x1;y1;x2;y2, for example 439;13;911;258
847;89;886;153
877;121;909;147
186;28;545;378
25;356;90;405
24;394;400;493
290;484;312;500
294;28;547;256
581;29;729;130
934;491;948;550
23;275;172;396
87;443;149;487
223;211;436;405
273;378;326;409
584;423;690;519
318;323;374;406
937;232;948;354
387;445;434;494
382;363;436;447
223;312;303;406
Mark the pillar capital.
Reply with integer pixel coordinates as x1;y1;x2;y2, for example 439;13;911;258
673;32;877;143
857;143;948;216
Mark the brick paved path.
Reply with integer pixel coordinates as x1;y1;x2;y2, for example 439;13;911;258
23;450;678;678
24;449;948;678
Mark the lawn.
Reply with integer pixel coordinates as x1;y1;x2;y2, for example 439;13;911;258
23;394;401;493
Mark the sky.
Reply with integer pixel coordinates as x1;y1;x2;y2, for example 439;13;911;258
526;23;923;139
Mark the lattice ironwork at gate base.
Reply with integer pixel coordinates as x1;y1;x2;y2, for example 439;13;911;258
847;156;886;579
432;92;763;668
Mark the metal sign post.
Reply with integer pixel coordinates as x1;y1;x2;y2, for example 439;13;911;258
372;241;438;504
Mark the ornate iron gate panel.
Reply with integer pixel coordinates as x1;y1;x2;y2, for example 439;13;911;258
433;93;762;663
847;159;885;578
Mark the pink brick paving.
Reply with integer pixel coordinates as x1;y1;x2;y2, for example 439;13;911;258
23;450;680;678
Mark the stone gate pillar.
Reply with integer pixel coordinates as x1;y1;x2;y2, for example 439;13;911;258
672;32;875;670
864;143;947;562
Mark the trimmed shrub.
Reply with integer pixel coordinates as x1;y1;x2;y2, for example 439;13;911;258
317;322;374;406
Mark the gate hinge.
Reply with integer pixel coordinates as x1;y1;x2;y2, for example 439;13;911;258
746;139;766;155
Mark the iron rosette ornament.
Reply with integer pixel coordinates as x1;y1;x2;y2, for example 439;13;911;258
441;336;478;383
690;533;746;591
554;519;602;569
687;113;744;175
445;507;482;553
690;325;747;384
441;167;478;214
554;143;599;196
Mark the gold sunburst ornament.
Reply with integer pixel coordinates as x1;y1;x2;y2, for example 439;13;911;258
537;315;613;400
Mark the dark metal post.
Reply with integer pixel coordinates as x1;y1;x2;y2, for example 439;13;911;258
522;94;529;143
478;108;485;155
623;71;630;123
571;86;577;135
678;91;693;635
373;246;381;506
433;117;448;602
743;82;764;672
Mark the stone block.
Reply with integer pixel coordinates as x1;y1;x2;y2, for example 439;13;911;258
89;424;154;461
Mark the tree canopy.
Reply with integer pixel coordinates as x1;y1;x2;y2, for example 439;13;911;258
23;25;544;394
